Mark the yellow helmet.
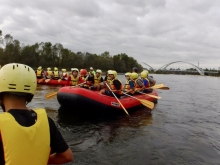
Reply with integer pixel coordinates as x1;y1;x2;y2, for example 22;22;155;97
125;72;131;77
54;67;58;71
37;66;42;70
96;69;102;74
108;70;117;78
62;69;66;72
47;67;51;71
131;72;138;80
140;71;148;78
143;70;149;75
0;63;36;100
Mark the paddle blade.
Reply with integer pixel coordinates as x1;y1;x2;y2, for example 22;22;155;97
146;94;161;99
139;99;154;109
38;79;44;83
151;84;164;89
45;92;57;99
45;79;51;83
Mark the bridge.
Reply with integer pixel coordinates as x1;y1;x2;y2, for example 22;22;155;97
142;61;219;76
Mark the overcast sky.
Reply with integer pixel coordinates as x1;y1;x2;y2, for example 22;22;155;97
1;0;220;69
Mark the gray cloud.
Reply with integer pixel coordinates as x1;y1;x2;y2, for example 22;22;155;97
1;0;220;69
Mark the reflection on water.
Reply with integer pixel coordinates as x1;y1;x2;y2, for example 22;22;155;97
2;75;220;164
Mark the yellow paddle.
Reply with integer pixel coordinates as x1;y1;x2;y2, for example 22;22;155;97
138;91;161;99
37;78;44;83
123;92;154;110
105;83;129;115
45;79;51;83
150;84;170;90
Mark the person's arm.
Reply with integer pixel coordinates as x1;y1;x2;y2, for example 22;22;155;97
48;117;73;164
48;148;73;164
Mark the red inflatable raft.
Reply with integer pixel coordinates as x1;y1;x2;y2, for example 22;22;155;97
37;78;71;86
57;87;158;114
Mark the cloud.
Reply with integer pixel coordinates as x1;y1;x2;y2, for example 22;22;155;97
1;0;220;69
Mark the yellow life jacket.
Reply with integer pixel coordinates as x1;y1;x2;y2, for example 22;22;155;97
0;109;50;165
109;78;123;95
70;75;79;86
53;71;59;78
47;71;53;76
36;70;42;77
94;75;101;85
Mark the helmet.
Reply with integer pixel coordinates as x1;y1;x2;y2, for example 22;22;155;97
0;63;37;101
112;70;117;78
54;67;58;71
61;69;66;72
47;67;51;71
131;72;138;80
140;71;148;78
108;70;117;78
133;67;138;72
90;67;93;70
125;72;131;77
96;69;102;74
71;68;79;72
142;70;149;76
38;66;42;70
80;69;87;75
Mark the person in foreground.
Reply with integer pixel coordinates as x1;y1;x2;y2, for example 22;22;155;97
0;63;73;165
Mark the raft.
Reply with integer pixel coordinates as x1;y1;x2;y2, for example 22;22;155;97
57;87;158;114
37;78;70;86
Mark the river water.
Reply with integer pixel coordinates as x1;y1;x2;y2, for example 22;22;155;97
7;74;220;164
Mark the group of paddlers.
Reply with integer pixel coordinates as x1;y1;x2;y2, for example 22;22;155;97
36;66;156;98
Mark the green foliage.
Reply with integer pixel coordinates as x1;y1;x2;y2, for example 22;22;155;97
0;31;143;72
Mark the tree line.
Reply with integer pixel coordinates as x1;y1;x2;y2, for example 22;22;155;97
0;30;143;72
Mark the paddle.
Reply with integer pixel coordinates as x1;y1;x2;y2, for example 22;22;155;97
150;84;170;90
138;91;161;99
123;92;154;110
45;79;51;83
37;78;44;83
45;81;87;100
105;83;129;115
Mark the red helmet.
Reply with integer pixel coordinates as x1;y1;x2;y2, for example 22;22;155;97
80;69;87;75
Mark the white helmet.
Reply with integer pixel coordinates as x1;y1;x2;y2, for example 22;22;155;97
96;69;102;74
71;68;79;72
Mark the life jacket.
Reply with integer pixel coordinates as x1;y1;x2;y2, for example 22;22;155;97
53;71;59;78
70;75;79;86
46;71;53;78
134;78;144;90
0;109;50;165
36;70;42;77
94;75;101;85
124;80;135;94
143;78;150;88
109;79;123;95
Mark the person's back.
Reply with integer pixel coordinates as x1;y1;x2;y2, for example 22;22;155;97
0;63;73;164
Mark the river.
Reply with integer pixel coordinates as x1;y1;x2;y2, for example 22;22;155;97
5;74;220;164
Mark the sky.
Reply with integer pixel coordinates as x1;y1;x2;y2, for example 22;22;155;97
1;0;220;69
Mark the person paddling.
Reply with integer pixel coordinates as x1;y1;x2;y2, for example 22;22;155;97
35;66;44;78
100;70;123;98
52;67;60;80
45;67;53;79
123;72;135;95
0;63;73;164
66;68;84;86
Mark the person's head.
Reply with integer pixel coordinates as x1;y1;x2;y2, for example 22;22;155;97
38;66;42;70
0;63;37;111
132;67;138;73
62;69;66;72
47;67;51;71
125;72;131;80
54;67;58;71
131;72;138;80
108;70;117;80
71;68;79;77
141;70;149;78
90;67;93;72
96;69;102;77
80;69;87;77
